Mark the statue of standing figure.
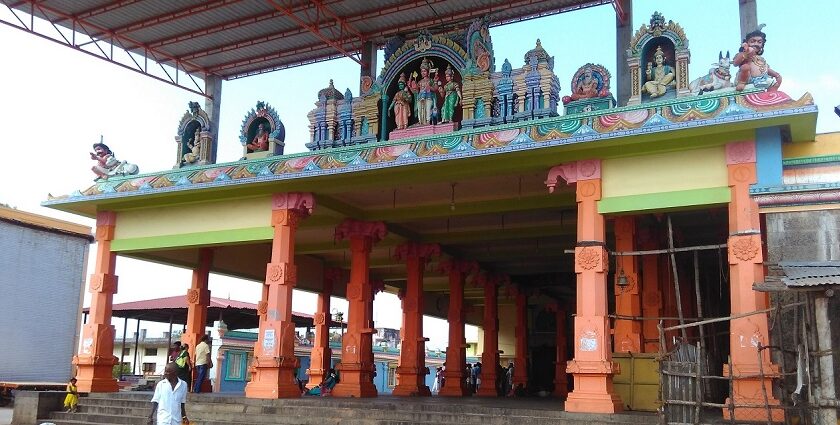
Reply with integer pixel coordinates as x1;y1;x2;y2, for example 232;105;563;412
643;46;675;98
733;25;781;91
408;57;438;126
438;65;461;123
389;73;413;130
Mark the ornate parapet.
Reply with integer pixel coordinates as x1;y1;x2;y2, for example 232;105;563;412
306;81;358;150
626;11;691;105
563;64;615;115
239;101;285;159
175;101;214;168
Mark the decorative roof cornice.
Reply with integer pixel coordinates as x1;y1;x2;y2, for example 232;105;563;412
44;89;815;207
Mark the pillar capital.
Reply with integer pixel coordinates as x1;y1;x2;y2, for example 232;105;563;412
94;211;117;241
394;242;440;261
272;192;315;213
335;219;387;243
324;267;345;283
725;140;756;165
438;258;478;276
545;159;602;192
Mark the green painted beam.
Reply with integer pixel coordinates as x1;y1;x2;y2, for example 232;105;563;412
111;227;273;252
598;187;731;214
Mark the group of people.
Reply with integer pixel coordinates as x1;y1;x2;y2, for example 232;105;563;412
462;361;523;397
168;335;213;395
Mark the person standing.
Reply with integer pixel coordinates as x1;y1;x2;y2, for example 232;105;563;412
168;342;182;363
63;378;79;413
192;335;212;393
148;363;189;425
175;343;192;391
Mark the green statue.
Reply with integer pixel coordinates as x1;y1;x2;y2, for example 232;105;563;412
438;64;461;123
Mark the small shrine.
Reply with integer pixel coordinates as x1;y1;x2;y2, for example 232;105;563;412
305;80;357;150
239;101;285;160
626;11;691;105
174;101;214;167
562;63;614;114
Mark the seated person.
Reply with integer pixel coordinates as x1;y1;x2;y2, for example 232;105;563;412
246;123;270;152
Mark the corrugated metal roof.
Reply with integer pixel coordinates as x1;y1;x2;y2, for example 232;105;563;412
778;261;840;287
9;0;612;80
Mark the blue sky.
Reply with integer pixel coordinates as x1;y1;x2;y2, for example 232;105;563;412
0;0;837;345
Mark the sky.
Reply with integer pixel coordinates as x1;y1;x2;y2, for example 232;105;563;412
1;0;838;349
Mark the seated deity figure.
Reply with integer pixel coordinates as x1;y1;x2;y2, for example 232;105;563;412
182;128;202;165
408;57;437;126
389;73;413;130
90;141;139;181
643;46;675;99
438;65;461;123
245;123;269;152
733;25;781;91
564;65;610;103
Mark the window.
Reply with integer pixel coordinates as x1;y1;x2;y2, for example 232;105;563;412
226;351;244;380
145;348;158;356
122;348;130;356
387;366;397;387
142;363;156;374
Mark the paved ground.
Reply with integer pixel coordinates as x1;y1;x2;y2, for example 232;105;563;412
0;407;12;425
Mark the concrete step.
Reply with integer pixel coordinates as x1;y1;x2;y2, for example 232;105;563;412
48;411;149;424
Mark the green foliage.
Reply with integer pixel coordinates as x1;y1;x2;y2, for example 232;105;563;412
112;362;132;379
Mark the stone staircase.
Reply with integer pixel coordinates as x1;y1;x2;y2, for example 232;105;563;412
42;392;656;425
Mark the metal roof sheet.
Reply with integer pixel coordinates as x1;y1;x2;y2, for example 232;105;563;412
778;261;840;287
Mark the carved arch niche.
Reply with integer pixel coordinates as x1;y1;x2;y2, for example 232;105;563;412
174;101;214;168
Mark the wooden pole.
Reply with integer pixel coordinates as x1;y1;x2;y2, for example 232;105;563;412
666;216;688;341
693;251;705;350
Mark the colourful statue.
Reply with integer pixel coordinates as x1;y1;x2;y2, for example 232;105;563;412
389;73;413;130
182;128;202;164
734;25;781;91
438;65;461;123
408;57;438;126
689;51;733;95
246;123;269;152
643;46;675;98
90;141;139;181
563;64;611;104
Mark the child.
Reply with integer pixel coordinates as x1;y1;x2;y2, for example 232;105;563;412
63;378;79;413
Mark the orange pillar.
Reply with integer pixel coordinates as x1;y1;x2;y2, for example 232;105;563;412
182;247;213;392
723;142;783;421
392;243;440;396
476;273;501;397
331;219;386;398
73;211;119;393
551;302;569;399
307;267;341;388
547;160;622;413
245;193;314;399
438;260;477;397
638;226;662;353
613;216;641;353
512;288;529;388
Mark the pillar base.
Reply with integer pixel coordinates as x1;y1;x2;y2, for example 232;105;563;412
305;367;328;390
72;355;119;393
565;360;623;413
393;366;431;397
438;370;469;397
244;358;301;399
475;378;499;397
332;362;378;398
565;390;624;413
722;363;784;422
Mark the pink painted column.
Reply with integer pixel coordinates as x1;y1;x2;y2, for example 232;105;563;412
182;247;213;393
331;219;386;398
73;211;119;393
476;273;502;397
613;216;641;353
438;260;477;397
245;193;314;399
393;243;440;396
723;142;782;421
638;227;662;353
549;302;569;399
546;160;622;413
307;267;341;388
512;288;529;388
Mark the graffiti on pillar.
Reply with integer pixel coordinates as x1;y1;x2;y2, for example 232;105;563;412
263;328;276;353
82;337;93;354
580;329;598;352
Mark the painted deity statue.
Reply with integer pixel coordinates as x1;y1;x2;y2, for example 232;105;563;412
408;57;438;126
565;66;610;103
182;128;202;164
733;25;781;91
643;46;675;98
90;141;139;181
438;65;461;123
245;123;269;152
389;73;413;130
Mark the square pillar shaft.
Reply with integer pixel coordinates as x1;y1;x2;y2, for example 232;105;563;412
306;269;338;388
513;291;529;387
439;260;473;397
553;306;569;399
614;216;641;353
476;278;500;397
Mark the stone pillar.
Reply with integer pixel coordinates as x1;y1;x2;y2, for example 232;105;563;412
476;273;501;397
182;247;213;392
392;243;440;396
547;160;622;413
551;302;569;399
614;216;641;353
360;41;377;92
723;142;783;421
615;0;633;106
245;193;314;399
307;268;341;388
638;226;662;353
438;260;476;397
512;289;529;388
204;75;222;164
738;0;758;40
331;219;386;398
73;211;120;393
